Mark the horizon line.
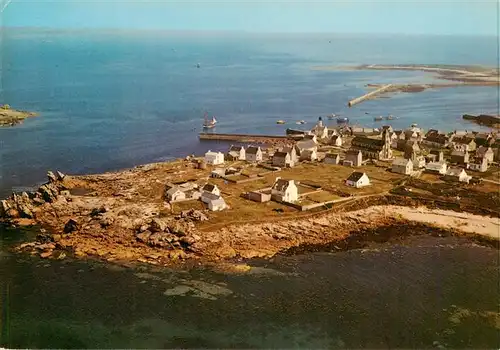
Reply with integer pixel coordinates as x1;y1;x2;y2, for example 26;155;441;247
1;26;497;38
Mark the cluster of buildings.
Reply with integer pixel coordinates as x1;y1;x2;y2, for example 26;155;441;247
165;182;227;211
204;145;263;166
194;119;497;211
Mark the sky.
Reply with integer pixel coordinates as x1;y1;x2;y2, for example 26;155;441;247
1;0;498;36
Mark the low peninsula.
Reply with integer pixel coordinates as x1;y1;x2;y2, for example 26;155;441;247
312;64;500;105
0;104;38;127
1;122;499;267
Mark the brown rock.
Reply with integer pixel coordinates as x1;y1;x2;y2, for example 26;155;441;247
47;171;58;183
64;218;79;233
215;245;237;259
136;230;152;243
180;236;196;245
168;249;187;260
149;218;167;232
56;171;66;181
40;251;53;258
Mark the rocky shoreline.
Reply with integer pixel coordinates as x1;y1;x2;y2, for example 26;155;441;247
1;166;498;267
0;104;37;127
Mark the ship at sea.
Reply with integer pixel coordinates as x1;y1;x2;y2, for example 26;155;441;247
203;113;217;129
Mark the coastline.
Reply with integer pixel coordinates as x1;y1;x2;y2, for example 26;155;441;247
0;104;38;127
1;156;498;267
312;64;500;104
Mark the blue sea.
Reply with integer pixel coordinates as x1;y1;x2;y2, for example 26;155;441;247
0;29;499;349
0;29;498;197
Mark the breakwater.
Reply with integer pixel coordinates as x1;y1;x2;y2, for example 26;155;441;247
199;132;290;143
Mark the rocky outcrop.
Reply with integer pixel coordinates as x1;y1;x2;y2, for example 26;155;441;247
134;217;201;253
0;170;68;220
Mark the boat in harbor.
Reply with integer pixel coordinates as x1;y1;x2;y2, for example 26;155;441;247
286;128;308;136
386;114;394;120
374;116;384;121
328;113;337;120
296;120;306;125
276;120;286;124
203;113;217;129
336;117;349;124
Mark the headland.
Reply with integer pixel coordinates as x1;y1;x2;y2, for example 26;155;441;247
0;104;38;127
2;120;499;267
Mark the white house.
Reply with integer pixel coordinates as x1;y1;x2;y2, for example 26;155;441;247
273;151;294;168
296;139;318;154
281;146;298;163
165;186;186;202
202;193;227;211
425;161;448;175
271;178;299;203
392;158;413;175
345;172;370;188
468;157;488;172
476;146;494;163
444;167;471;183
204;151;224;165
201;183;220;202
227;145;246;160
330;135;342;147
246;146;263;163
299;149;318;161
324;153;340;165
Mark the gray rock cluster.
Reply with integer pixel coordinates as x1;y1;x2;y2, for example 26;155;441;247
0;170;67;220
135;217;201;250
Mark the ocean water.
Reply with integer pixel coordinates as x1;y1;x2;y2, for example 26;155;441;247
0;29;498;197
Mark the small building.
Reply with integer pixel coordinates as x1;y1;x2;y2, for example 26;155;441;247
404;141;420;160
227;145;246;161
412;156;426;169
204;151;225;165
202;183;220;196
324;153;340;165
468;157;488;172
476;146;494;163
345;149;363;167
210;168;225;178
273;151;294;168
450;150;470;165
345;172;370;188
299;149;318;161
452;136;476;152
425;161;448;175
303;134;318;142
444;167;470;183
202;193;227;211
246;146;263;163
165;186;186;202
330;135;342;147
393;130;405;140
296;139;318;153
310;117;329;139
392;158;413;175
474;133;493;147
422;134;451;148
271;178;298;203
430;150;444;163
351;129;393;160
281;146;298;163
247;190;271;203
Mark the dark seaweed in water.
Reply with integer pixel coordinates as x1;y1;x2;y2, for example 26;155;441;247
281;222;500;256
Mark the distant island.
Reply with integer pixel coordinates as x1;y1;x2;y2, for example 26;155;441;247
312;64;500;105
0;104;38;127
